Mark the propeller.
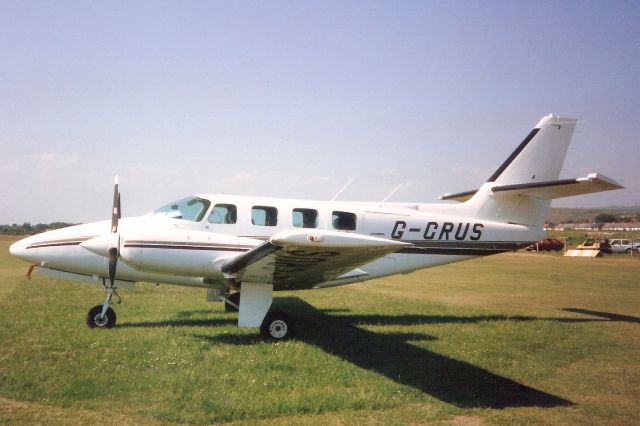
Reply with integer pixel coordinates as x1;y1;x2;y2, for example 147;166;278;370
78;176;123;288
111;175;120;232
108;176;121;286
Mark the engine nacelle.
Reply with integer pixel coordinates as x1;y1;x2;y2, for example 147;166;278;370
119;229;261;277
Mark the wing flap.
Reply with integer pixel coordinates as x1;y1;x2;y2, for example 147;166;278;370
221;229;409;290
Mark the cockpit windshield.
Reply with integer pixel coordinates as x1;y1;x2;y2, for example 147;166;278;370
152;197;211;222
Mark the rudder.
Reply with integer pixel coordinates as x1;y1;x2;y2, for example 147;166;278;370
468;114;578;227
487;114;577;186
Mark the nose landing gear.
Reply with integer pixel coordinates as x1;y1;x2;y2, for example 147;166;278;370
86;286;120;328
87;305;117;328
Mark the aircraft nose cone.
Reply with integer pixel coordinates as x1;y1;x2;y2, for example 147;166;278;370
9;238;28;260
9;236;43;264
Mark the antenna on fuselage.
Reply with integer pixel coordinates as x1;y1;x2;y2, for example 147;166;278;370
331;177;354;201
381;183;404;202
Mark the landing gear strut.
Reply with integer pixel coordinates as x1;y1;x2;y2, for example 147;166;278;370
86;286;120;328
224;291;240;313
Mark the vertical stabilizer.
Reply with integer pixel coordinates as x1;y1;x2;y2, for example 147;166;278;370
468;114;577;227
487;114;577;185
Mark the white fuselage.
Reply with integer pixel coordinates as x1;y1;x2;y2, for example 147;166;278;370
10;193;543;290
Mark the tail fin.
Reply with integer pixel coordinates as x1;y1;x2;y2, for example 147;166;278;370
441;114;578;203
487;114;577;185
442;114;622;228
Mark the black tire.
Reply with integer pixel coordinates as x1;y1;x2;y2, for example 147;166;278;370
86;305;117;328
260;311;294;340
625;248;632;254
225;292;241;313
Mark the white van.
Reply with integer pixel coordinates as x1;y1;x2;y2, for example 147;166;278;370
609;239;637;254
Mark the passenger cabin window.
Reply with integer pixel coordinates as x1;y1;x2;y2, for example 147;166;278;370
292;208;318;228
252;206;278;226
332;211;357;230
208;204;237;224
153;197;211;222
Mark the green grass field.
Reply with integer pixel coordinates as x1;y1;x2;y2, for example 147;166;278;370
1;235;639;425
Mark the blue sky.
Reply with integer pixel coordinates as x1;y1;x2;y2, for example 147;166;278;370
1;1;638;223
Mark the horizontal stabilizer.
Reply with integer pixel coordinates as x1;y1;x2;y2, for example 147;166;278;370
441;173;623;202
491;173;623;200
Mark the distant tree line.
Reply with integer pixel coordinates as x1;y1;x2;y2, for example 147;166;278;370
593;213;640;223
0;222;77;235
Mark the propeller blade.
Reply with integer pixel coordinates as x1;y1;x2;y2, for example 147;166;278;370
108;247;118;287
108;177;121;287
111;175;119;233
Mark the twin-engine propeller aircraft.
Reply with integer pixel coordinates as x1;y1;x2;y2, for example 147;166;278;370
10;114;623;339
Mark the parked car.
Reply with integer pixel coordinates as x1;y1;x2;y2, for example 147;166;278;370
609;239;637;254
526;238;564;251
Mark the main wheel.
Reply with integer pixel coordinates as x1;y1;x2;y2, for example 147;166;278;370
224;292;241;313
260;311;294;340
86;305;117;328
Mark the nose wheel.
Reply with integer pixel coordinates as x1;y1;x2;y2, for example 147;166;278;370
86;286;120;328
87;305;117;328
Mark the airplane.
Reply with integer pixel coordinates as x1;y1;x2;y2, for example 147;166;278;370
9;114;623;340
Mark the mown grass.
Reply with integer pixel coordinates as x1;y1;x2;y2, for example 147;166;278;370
1;235;639;425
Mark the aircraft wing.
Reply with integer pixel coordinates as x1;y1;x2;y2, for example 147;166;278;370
441;173;623;202
220;229;409;290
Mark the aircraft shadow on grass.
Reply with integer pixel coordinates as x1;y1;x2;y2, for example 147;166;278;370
561;308;640;324
121;300;639;409
118;310;236;329
118;318;236;328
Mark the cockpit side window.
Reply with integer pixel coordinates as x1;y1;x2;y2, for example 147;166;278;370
153;197;211;222
208;204;237;224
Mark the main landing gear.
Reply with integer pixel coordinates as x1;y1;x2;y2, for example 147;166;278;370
223;287;295;341
259;311;294;340
86;286;120;328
